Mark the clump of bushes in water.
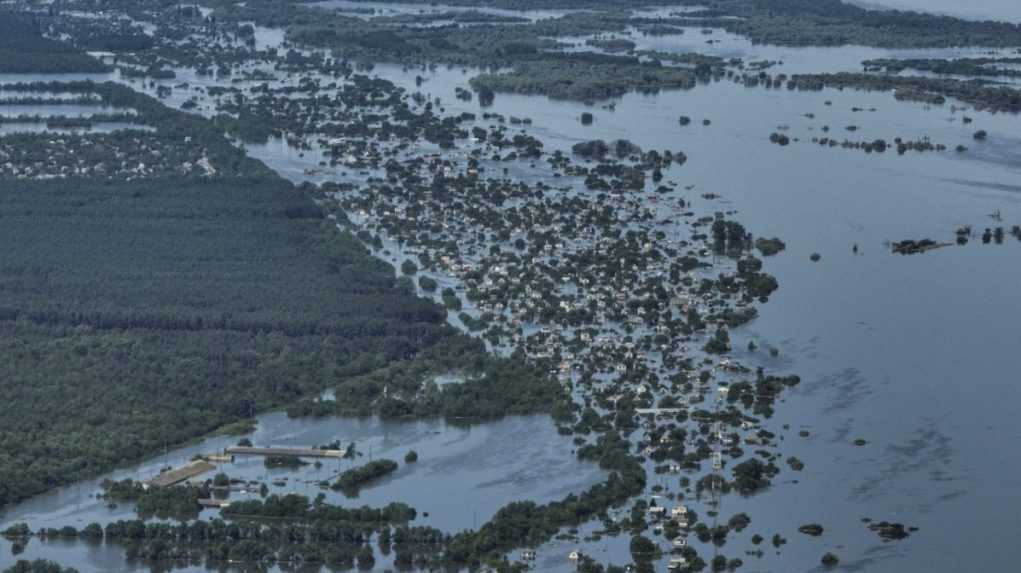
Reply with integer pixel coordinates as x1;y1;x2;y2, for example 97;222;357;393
572;139;610;159
629;534;657;562
866;520;914;541
786;73;1021;114
704;328;731;354
755;237;786;256
264;456;309;469
468;55;696;102
332;459;399;494
44;116;94;130
99;479;203;521
891;239;949;255
726;371;799;418
708;307;758;328
728;513;752;531
97;515;399;565
711;219;751;255
2;523;31;538
742;271;779;300
3;560;80;573
418;275;438;291
799;523;824;536
405;450;418;463
458;311;491;332
586;38;636;53
441;287;462;310
731;458;779;495
864;57;1021;79
119;65;176;80
222;493;416;523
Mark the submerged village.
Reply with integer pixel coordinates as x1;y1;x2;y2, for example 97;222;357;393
2;0;1021;572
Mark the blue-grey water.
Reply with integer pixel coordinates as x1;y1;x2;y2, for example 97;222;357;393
855;0;1021;22
411;75;1021;573
0;415;604;572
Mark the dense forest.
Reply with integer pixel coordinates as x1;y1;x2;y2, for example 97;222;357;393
0;172;455;509
287;338;567;420
0;82;559;510
0;12;108;73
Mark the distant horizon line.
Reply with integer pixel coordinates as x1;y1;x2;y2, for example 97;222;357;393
844;0;1021;25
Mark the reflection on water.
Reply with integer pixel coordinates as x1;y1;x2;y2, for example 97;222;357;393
0;415;604;572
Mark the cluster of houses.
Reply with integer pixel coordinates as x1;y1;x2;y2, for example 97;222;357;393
319;92;783;570
0;127;216;180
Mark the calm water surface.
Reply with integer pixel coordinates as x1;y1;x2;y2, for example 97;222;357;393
856;0;1021;22
0;415;604;571
311;64;1021;573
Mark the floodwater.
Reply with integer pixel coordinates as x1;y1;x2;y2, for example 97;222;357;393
561;27;1019;76
854;0;1021;23
0;104;132;118
0;72;120;85
0;122;153;134
5;14;1021;573
247;64;1021;572
0;414;605;572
